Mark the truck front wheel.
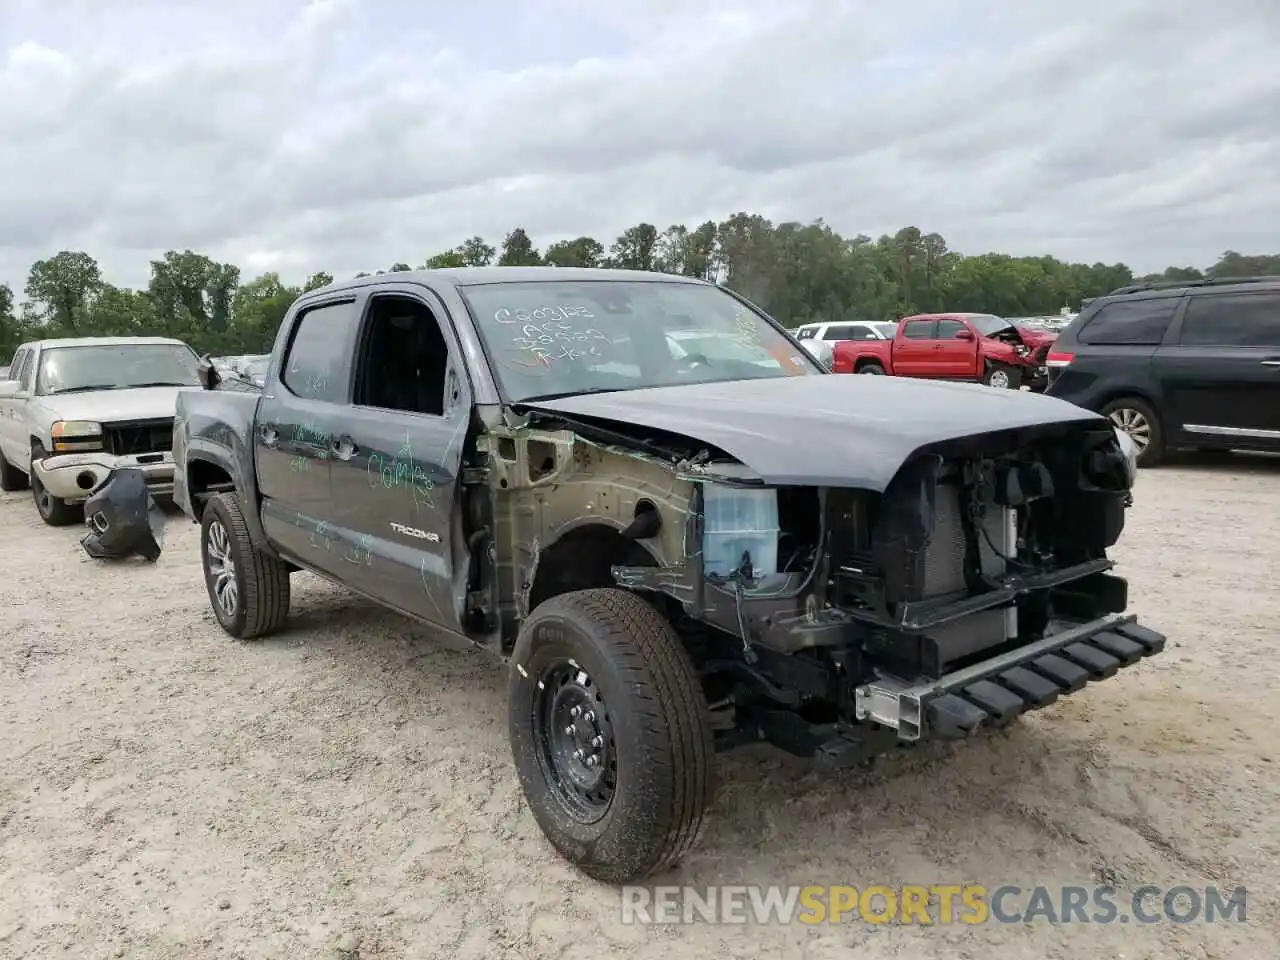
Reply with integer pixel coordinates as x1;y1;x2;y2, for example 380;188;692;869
507;588;714;883
29;444;81;526
201;492;291;639
984;363;1021;389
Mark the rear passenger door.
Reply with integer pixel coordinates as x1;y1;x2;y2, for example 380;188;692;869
1155;290;1280;446
892;319;937;375
255;295;364;574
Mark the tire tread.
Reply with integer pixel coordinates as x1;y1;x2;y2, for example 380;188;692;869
208;492;290;639
511;587;714;882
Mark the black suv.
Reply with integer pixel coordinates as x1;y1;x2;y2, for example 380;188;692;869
1045;276;1280;465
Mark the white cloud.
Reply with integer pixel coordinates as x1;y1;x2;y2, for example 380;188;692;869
1;0;1277;293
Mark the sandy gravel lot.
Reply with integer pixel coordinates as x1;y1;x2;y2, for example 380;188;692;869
2;456;1278;959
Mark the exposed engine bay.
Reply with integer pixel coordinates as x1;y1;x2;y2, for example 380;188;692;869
986;324;1045;361
466;405;1161;768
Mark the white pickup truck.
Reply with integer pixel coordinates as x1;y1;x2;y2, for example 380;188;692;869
0;336;204;525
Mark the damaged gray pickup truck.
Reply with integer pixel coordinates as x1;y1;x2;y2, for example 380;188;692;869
173;267;1166;883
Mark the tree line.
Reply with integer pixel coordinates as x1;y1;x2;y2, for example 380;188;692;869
3;212;1277;361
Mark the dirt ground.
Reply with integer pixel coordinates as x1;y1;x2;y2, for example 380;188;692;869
2;456;1278;960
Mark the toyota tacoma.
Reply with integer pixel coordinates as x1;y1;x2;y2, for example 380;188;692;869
833;312;1056;389
172;268;1164;883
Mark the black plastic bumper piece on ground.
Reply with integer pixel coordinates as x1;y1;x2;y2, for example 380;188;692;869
921;615;1166;740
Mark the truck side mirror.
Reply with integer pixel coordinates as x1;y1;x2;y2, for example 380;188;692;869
196;356;221;390
954;329;975;341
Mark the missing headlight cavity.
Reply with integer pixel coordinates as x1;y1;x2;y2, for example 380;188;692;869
700;483;780;578
697;480;822;582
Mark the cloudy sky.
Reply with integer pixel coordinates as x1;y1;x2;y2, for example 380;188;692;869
1;0;1277;293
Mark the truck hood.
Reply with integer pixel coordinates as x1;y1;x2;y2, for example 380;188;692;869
519;374;1105;490
39;386;196;423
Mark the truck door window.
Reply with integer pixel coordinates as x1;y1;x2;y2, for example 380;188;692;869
936;320;967;339
353;295;449;416
902;320;936;339
281;300;359;403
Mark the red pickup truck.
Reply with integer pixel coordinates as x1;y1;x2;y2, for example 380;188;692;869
831;313;1057;390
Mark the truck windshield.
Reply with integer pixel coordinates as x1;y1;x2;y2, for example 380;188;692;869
459;279;821;402
37;343;202;395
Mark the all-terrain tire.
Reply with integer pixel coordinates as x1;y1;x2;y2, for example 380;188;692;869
201;492;291;639
1100;396;1164;467
857;361;885;374
507;587;715;884
0;454;29;492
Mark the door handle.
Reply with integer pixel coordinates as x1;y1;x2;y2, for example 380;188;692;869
1261;359;1280;366
331;436;358;460
259;424;278;446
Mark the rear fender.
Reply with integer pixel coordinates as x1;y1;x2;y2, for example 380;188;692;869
182;444;274;553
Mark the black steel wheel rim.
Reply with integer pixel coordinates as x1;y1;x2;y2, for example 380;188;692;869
532;658;617;823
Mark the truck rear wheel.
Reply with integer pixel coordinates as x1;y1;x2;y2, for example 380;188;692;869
857;361;885;374
201;492;291;639
507;587;714;883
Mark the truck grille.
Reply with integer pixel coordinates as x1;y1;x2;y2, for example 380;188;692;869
103;419;174;457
